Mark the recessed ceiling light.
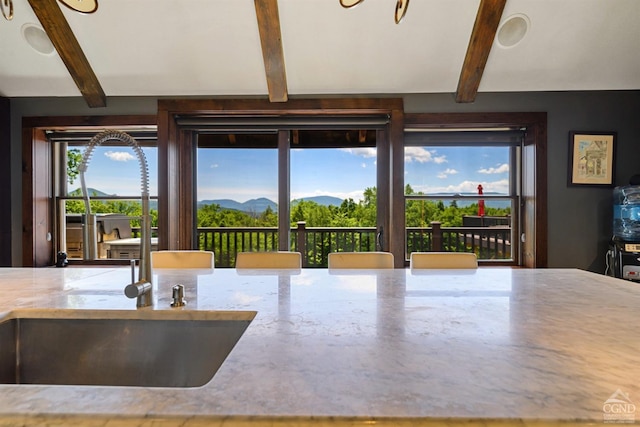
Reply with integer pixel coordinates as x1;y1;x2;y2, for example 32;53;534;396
496;14;530;49
21;23;56;56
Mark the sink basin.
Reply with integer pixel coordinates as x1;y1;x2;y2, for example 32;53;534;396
0;309;255;387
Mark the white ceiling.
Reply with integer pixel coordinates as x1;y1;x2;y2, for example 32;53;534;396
1;0;639;100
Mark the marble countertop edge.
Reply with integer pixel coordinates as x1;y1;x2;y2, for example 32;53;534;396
0;414;609;427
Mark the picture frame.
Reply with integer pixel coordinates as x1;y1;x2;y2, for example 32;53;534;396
568;131;617;187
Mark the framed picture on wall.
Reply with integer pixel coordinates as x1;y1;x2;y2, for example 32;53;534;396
568;131;617;187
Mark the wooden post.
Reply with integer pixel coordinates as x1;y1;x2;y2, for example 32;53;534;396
431;221;442;251
297;222;307;267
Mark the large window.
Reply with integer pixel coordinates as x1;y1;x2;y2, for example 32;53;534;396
193;130;380;267
196;135;278;267
22;104;545;268
52;129;158;261
290;146;378;266
290;146;377;225
404;130;522;263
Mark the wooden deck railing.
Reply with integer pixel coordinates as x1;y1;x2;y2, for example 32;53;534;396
129;222;511;266
407;222;511;261
190;221;511;267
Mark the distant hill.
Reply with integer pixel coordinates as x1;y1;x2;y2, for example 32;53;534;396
428;191;505;196
69;187;114;197
198;195;345;213
71;189;344;214
69;188;159;210
427;192;510;209
293;196;344;207
198;197;277;213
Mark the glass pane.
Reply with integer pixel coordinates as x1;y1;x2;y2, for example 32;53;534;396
405;146;509;197
196;147;278;266
404;145;513;261
66;145;158;197
290;148;377;266
62;144;158;260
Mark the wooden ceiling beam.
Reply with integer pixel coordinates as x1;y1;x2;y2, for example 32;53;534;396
455;0;507;103
28;0;106;108
254;0;288;103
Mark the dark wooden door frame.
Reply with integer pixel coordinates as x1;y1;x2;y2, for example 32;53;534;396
20;107;546;268
157;98;406;266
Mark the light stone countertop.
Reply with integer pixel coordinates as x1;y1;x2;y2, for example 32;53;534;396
0;267;638;426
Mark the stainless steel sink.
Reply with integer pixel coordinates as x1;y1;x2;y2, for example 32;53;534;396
0;309;256;387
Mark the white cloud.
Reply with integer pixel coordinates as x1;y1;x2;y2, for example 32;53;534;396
444;168;458;175
437;168;458;179
405;147;429;162
433;155;447;164
104;151;135;162
211;163;219;168
361;163;367;168
339;147;377;158
413;179;510;195
404;147;448;164
478;163;509;174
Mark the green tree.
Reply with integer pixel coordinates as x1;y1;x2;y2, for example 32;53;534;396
259;205;278;226
339;198;357;216
66;148;83;186
356;187;377;226
289;200;331;227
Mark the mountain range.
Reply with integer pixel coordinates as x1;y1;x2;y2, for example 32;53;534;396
198;196;344;213
71;189;344;213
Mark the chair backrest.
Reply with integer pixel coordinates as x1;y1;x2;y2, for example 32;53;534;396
235;251;302;269
410;252;478;269
150;250;215;269
328;251;394;269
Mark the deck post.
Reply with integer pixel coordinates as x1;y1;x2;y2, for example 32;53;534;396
296;221;307;267
431;221;442;251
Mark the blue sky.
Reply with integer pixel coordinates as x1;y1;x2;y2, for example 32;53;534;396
404;146;510;195
74;145;509;202
74;146;159;196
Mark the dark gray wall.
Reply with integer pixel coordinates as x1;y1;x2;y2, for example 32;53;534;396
8;91;640;271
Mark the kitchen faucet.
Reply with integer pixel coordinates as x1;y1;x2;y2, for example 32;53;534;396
79;130;152;307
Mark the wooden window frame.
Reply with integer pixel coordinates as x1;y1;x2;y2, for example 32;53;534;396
403;113;547;267
21;105;545;268
21;115;157;266
157;98;406;266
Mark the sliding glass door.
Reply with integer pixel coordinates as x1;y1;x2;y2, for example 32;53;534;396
196;134;278;267
194;129;380;267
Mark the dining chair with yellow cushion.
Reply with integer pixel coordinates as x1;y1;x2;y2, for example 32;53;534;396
235;251;302;269
150;250;215;269
409;252;478;269
327;251;394;269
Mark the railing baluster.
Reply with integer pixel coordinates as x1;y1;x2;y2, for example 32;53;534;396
196;224;511;267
